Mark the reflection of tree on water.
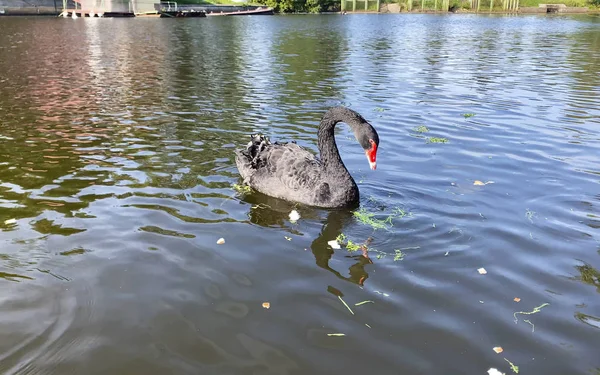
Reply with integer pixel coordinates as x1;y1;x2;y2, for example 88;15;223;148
242;191;371;286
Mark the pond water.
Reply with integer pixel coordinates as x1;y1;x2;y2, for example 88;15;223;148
0;13;599;375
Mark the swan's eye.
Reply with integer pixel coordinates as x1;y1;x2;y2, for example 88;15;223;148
365;139;377;170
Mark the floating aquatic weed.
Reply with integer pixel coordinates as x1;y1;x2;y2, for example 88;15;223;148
392;207;412;219
504;358;519;374
462;113;476;118
232;183;252;194
414;125;429;133
393;249;405;261
353;208;390;230
335;233;369;253
373;107;386;112
374;250;387;259
513;302;549;332
353;207;410;230
345;240;361;252
355;300;374;306
427;137;449;144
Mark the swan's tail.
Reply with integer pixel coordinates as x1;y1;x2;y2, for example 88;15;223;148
235;133;271;182
244;133;271;165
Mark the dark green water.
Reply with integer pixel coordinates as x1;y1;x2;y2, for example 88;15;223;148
0;13;599;375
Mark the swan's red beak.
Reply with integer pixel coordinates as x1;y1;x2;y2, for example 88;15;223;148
366;139;377;170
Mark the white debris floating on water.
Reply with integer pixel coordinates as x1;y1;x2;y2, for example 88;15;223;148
487;368;505;375
478;267;487;275
4;218;17;225
217;238;225;245
327;240;341;249
289;210;300;223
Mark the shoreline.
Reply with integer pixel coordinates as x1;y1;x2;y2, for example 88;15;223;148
0;5;596;16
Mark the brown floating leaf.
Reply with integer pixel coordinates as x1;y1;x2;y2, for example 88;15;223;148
493;346;504;354
514;297;521;302
262;302;270;309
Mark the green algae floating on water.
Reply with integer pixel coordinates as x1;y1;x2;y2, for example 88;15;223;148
504;358;519;374
427;137;449;144
353;208;391;230
393;249;405;261
353;207;411;231
232;183;252;194
513;302;550;332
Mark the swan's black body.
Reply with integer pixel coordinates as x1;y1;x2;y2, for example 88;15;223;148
234;107;379;208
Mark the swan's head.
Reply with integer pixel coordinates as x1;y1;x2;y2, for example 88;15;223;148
323;106;380;170
358;124;379;170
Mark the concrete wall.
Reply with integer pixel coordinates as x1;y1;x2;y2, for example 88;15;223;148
0;0;147;14
0;0;61;14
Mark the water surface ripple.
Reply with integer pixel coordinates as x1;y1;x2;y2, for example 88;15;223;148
0;14;599;375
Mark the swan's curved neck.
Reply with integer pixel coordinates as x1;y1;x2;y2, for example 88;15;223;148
317;109;362;182
318;116;348;174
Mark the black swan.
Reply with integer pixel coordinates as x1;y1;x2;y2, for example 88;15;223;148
234;107;379;208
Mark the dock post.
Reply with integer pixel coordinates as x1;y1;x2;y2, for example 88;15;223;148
490;0;493;11
376;0;380;11
365;0;367;10
352;0;356;11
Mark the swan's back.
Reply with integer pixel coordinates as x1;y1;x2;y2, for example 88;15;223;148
234;134;357;207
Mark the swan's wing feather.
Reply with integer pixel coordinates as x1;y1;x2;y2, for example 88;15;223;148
255;143;323;191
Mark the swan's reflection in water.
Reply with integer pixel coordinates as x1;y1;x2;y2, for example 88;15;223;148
240;191;372;286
